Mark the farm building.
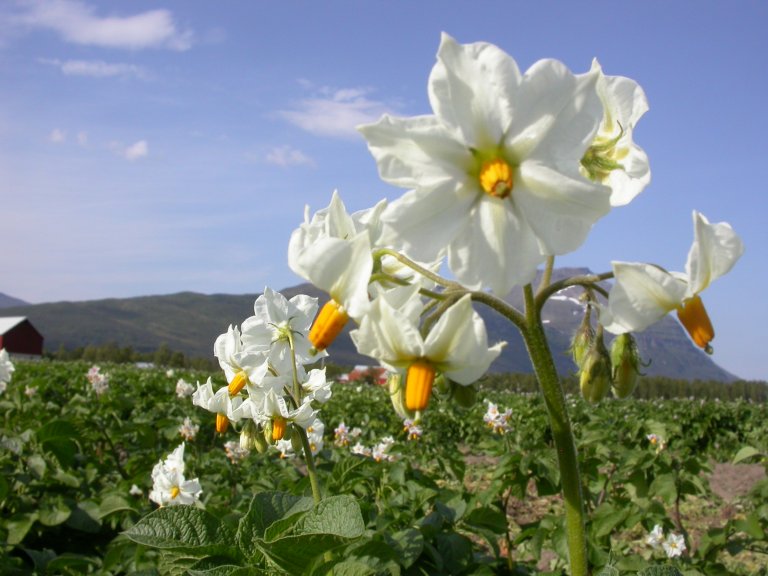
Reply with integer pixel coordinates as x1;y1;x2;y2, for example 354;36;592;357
0;317;44;357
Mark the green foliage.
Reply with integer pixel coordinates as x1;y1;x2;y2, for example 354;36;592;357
1;360;767;574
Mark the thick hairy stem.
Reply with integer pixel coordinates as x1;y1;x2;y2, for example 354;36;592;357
537;255;556;295
522;284;589;576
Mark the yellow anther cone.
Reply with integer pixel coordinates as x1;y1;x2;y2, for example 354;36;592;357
677;295;715;352
309;299;349;351
228;371;248;396
272;416;287;442
479;158;513;198
405;361;436;411
216;413;230;434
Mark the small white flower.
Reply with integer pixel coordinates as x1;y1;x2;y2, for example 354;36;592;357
223;440;249;464
0;349;14;387
403;419;423;440
129;484;143;497
663;532;686;558
176;378;195;398
24;385;37;398
148;443;202;507
646;524;664;549
178;417;200;441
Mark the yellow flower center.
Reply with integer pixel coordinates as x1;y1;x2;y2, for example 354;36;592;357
479;158;513;199
170;486;180;500
309;299;349;351
405;361;436;411
272;416;287;441
228;370;248;396
676;295;715;354
216;413;230;434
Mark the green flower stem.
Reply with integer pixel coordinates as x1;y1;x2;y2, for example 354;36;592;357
287;331;323;505
535;271;614;313
371;248;461;289
521;284;588;576
537;255;556;295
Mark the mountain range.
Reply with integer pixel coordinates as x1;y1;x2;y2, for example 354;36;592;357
0;269;738;381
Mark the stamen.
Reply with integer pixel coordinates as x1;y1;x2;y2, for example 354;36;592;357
170;486;180;500
228;370;248;396
479;158;514;199
405;361;436;411
216;413;230;434
677;295;715;353
309;299;349;351
272;416;287;441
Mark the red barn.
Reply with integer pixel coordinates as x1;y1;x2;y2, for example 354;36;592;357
0;317;44;357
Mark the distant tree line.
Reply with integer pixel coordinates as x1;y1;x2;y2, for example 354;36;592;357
478;372;768;402
44;344;767;401
47;342;218;371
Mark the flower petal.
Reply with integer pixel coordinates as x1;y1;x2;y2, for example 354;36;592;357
350;297;423;370
685;211;744;296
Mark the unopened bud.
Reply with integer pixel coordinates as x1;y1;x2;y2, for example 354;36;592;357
452;382;477;408
579;327;611;404
240;420;267;453
570;309;595;369
610;333;642;399
387;372;416;420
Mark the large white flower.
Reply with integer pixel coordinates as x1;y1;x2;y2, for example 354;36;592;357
602;211;744;351
580;59;650;206
350;293;503;411
213;325;268;395
192;378;244;433
359;33;611;296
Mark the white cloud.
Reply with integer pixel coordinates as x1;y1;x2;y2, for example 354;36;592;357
265;145;315;167
48;128;66;143
123;140;148;161
110;139;148;161
15;0;193;51
77;131;88;145
40;57;146;79
278;86;394;139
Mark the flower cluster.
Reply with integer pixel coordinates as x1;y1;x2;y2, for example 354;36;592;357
402;418;423;440
483;402;513;435
192;288;332;457
223;440;249;464
87;365;110;395
333;421;362;447
351;436;398;463
646;433;667;454
149;443;202;507
0;349;14;395
646;524;686;558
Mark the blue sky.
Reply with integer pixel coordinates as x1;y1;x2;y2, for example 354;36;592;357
1;1;766;380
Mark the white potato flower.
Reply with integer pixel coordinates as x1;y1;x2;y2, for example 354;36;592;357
359;33;611;296
602;211;744;352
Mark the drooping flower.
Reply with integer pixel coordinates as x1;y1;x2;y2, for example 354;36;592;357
148;443;202;507
602;211;744;352
351;294;503;411
288;191;380;350
359;33;611;296
579;59;650;206
192;378;243;433
213;325;268;397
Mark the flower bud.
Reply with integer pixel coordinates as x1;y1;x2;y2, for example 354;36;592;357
240;420;268;453
610;333;642;399
452;382;477;408
291;429;303;454
570;308;595;369
387;372;416;420
579;328;611;404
